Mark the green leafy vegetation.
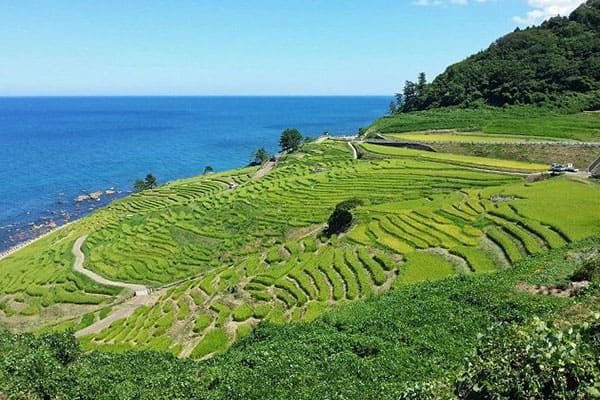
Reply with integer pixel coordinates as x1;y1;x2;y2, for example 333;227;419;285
370;106;600;141
133;173;157;192
2;237;600;399
455;317;600;399
279;128;303;151
395;1;600;111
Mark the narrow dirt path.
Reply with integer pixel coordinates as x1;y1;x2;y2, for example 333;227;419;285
72;235;149;294
75;294;157;338
72;235;155;337
348;142;358;159
253;160;276;179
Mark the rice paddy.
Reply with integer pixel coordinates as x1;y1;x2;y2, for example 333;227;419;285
384;132;567;143
1;139;599;357
358;143;549;172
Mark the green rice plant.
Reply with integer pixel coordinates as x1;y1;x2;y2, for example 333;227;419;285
304;264;331;302
356;248;387;286
176;297;189;321
303;302;328;321
274;279;307;306
253;304;271;319
386;216;432;248
373;252;397;272
190;328;229;359
359;143;547;172
344;248;373;297
486;214;543;254
288;269;318;299
345;224;372;246
486;227;523;264
236;324;254;339
54;288;105;305
265;303;287;324
396;251;457;285
274;287;296;307
333;248;359;300
266;247;285;264
233;304;254;322
76;313;96;330
189;289;204;306
193;314;213;333
368;220;414;254
303;237;317;253
450;246;498;273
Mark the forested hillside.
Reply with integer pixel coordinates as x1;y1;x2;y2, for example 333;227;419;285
397;0;600;112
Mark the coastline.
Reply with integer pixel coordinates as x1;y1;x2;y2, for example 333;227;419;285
0;219;78;261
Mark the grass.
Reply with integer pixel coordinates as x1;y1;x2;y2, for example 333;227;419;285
369;105;600;142
190;328;229;359
359;143;548;172
4;236;599;399
431;143;600;170
384;132;567;143
1;139;599;358
396;251;457;284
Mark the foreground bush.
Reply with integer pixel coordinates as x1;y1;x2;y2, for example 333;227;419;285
455;316;600;399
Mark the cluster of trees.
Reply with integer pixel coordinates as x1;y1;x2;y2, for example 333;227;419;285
250;128;304;166
393;0;600;113
133;174;157;192
279;128;303;152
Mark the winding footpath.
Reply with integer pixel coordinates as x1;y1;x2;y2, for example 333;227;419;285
72;235;148;295
72;235;155;337
348;142;358;160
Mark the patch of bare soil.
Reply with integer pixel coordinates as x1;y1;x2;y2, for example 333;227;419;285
516;281;590;298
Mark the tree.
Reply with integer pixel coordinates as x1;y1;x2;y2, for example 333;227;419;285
133;179;146;192
389;101;397;114
325;198;363;237
145;174;157;189
253;148;270;164
279;128;303;152
203;165;214;175
417;72;427;93
325;208;353;237
133;174;158;192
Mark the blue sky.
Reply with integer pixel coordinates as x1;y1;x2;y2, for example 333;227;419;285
0;0;584;96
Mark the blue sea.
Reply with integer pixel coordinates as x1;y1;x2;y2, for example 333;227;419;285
0;96;390;251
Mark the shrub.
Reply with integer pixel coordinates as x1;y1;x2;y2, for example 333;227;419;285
571;254;600;282
455;316;600;399
335;198;364;211
325;208;353;237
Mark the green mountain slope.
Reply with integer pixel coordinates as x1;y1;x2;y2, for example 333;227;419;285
398;0;600;112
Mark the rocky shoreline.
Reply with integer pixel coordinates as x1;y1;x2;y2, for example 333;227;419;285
0;188;125;255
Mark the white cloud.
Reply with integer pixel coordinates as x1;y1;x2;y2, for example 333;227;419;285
514;0;584;24
413;0;487;6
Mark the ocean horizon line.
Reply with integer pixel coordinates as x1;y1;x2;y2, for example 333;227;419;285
0;94;392;99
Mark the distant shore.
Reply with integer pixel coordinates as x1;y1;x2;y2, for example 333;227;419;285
0;219;77;261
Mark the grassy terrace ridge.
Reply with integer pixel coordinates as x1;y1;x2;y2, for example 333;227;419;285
368;106;600;142
383;131;570;143
1;138;599;359
358;142;549;172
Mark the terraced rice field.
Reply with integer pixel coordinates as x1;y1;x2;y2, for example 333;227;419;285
358;143;548;172
1;140;599;357
384;132;566;143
